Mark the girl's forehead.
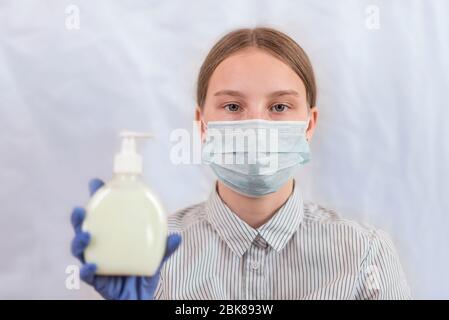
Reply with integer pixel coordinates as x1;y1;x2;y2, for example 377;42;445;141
207;48;307;97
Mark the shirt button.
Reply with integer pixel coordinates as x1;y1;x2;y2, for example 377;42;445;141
251;261;260;270
253;234;267;248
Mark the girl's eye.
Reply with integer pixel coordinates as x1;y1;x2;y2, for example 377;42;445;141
224;103;241;112
270;103;289;113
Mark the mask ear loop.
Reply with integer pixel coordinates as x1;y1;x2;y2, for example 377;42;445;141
201;119;208;131
198;114;208;143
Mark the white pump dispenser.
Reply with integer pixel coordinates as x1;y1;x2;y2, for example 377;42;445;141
113;131;152;174
82;130;168;276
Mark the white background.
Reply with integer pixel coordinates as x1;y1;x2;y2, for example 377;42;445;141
0;0;448;299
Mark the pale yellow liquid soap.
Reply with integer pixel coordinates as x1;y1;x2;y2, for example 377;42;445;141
82;131;167;276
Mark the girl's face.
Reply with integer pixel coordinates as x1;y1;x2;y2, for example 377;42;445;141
196;47;318;141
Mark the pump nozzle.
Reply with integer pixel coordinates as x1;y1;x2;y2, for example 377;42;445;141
113;131;153;174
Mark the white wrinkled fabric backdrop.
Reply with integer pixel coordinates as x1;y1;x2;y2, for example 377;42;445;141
0;0;448;299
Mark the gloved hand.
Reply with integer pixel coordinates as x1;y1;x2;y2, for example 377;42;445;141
70;178;181;300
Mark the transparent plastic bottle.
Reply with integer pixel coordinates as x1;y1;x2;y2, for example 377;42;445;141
82;131;167;276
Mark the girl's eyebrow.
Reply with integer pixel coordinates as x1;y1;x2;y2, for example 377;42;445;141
213;89;299;98
214;90;246;97
269;90;299;98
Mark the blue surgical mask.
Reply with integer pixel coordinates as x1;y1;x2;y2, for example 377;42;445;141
201;118;310;197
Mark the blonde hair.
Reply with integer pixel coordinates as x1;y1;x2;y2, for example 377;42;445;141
196;27;317;109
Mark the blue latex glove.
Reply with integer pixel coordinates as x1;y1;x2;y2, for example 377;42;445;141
71;178;181;300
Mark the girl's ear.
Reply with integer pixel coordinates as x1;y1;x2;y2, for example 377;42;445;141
195;106;201;122
306;106;318;142
195;107;206;142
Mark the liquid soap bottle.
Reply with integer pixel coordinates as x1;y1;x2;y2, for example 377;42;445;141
82;131;167;276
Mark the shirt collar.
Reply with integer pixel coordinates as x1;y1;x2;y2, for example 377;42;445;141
205;179;304;258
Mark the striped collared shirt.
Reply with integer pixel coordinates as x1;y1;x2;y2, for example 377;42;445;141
155;180;411;300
